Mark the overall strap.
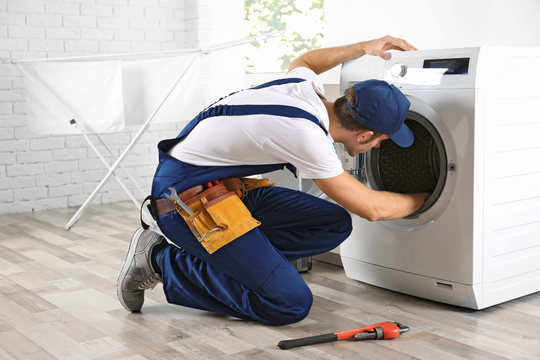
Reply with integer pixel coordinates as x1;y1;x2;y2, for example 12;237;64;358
250;77;306;90
197;104;327;135
177;77;327;140
195;77;307;118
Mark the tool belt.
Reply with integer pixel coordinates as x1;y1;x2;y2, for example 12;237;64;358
141;178;273;254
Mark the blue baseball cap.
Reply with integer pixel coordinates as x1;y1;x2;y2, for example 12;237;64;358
345;79;413;148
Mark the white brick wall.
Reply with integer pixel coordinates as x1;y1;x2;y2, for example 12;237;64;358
0;0;244;216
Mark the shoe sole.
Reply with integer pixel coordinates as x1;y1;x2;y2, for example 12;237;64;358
117;227;145;311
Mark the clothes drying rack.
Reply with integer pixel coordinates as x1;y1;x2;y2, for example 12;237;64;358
1;30;286;230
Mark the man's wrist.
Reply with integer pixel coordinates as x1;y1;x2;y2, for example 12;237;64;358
355;41;368;57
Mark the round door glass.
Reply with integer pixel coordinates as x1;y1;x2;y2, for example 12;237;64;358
367;112;447;218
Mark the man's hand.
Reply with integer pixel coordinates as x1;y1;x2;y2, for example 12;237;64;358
363;35;417;61
288;35;417;75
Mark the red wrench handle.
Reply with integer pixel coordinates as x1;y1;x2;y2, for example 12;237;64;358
278;321;407;350
337;321;400;340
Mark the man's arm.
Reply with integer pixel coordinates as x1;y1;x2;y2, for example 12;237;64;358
314;172;429;221
288;35;417;75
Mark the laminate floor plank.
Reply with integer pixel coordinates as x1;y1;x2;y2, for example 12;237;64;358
1;202;539;359
0;329;57;360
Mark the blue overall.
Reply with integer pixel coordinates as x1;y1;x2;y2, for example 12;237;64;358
151;78;352;325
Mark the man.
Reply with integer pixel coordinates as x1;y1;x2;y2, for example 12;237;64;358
117;35;429;325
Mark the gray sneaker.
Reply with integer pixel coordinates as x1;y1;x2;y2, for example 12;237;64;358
117;227;164;312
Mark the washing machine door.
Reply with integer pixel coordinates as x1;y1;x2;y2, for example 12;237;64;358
363;96;457;232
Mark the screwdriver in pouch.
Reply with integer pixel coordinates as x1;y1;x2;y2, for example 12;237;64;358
204;180;221;188
277;321;410;350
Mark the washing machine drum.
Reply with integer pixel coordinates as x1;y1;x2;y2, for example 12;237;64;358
367;112;447;218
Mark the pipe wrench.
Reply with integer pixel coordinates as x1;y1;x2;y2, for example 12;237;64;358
278;321;410;350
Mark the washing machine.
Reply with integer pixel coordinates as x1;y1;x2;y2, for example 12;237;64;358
339;47;540;309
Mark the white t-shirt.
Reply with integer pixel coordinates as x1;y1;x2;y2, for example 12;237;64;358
168;67;344;180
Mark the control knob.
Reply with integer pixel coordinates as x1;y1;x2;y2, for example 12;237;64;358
391;63;407;78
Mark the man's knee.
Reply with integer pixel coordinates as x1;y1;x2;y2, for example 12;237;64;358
269;281;313;326
260;263;313;325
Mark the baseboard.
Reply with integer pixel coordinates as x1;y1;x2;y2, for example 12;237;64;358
313;252;343;267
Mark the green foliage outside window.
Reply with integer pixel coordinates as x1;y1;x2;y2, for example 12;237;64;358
245;0;324;73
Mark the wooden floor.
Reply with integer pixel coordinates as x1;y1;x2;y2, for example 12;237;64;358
0;202;539;360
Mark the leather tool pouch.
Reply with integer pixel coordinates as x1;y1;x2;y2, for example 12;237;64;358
241;177;274;192
142;178;273;254
142;184;260;254
180;184;261;254
221;177;275;199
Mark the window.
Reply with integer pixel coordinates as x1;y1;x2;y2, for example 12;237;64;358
244;0;324;73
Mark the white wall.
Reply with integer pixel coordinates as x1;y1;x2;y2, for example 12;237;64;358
207;0;245;102
324;0;540;51
0;0;245;215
